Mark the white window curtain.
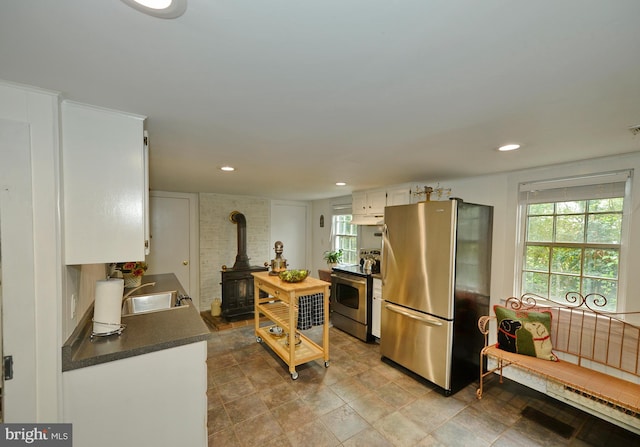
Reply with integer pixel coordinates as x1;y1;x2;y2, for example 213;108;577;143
519;170;631;204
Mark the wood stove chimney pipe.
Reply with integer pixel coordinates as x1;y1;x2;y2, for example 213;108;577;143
229;211;251;270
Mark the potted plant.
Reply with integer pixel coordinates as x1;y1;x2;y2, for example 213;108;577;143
323;249;343;267
116;261;148;288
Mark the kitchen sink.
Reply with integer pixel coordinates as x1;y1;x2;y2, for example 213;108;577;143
122;290;188;315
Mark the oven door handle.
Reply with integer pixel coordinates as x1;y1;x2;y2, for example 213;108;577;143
331;273;367;286
385;303;443;327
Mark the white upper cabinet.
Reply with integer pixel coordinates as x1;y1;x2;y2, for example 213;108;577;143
62;101;148;265
386;185;413;207
351;189;386;225
352;189;386;216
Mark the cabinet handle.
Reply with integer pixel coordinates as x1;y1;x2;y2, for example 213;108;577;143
183;260;189;265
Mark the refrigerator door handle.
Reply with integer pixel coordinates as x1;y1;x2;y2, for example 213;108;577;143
385;303;443;327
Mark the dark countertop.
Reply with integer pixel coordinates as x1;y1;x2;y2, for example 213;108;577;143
332;264;378;278
62;273;211;372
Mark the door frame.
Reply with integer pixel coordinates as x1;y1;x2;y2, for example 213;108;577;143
0;120;37;421
149;191;200;309
0;82;62;422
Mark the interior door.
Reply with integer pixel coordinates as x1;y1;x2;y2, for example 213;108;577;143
270;201;310;270
0;120;37;421
146;192;199;308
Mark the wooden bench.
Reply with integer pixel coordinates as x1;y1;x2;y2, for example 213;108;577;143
477;292;640;434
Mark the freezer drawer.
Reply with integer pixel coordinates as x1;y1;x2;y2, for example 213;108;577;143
380;302;453;391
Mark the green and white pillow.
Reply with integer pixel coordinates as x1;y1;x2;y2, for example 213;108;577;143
494;305;558;361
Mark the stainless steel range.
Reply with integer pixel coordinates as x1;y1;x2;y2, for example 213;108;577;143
330;248;380;342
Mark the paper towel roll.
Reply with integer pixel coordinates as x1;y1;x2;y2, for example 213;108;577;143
93;278;125;334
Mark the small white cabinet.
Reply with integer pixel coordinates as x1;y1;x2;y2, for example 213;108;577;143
386;185;413;206
372;278;382;339
353;189;386;216
62;101;149;264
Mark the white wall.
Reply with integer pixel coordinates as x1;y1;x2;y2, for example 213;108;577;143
199;193;271;311
317;152;640;323
310;195;354;276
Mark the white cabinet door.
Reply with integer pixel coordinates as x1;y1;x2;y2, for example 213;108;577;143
63;342;207;447
352;190;386;216
387;186;412;206
367;190;387;215
352;191;367;215
372;278;382;338
62;101;147;264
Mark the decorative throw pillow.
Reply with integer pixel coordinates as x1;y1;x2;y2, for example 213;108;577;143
494;305;558;361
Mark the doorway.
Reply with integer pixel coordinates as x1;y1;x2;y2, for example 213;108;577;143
146;191;199;309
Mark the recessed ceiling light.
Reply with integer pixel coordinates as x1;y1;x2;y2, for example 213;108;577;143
220;166;235;172
134;0;172;8
120;0;187;18
498;144;521;152
335;182;347;186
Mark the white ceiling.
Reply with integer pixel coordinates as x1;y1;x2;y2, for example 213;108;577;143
2;0;640;200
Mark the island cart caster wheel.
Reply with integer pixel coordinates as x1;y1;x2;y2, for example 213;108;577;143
324;361;330;368
291;372;299;380
256;336;262;343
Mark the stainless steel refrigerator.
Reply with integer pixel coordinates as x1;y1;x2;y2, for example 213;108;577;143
381;199;492;395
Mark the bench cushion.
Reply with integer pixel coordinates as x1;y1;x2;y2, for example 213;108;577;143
484;345;640;413
494;305;558;361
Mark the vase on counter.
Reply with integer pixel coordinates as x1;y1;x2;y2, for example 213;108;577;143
123;273;142;288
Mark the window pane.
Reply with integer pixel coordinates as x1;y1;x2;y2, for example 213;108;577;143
522;271;548;296
521;190;624;311
525;245;549;271
556;215;584;243
588;198;623;213
528;203;554;215
551;247;582;274
333;215;358;264
587;213;622;244
527;216;553;242
549;274;580;300
556;201;585;214
584;248;618;279
582;278;617;311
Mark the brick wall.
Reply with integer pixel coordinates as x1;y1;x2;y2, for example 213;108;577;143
199;193;271;311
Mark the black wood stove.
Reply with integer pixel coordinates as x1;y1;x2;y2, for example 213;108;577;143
220;211;267;319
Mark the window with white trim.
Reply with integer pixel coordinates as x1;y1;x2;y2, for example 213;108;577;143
518;170;632;311
331;203;358;265
332;215;358;265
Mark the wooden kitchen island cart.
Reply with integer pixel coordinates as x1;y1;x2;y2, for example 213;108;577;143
252;271;330;379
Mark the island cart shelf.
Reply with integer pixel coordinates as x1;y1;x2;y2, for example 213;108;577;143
252;271;330;379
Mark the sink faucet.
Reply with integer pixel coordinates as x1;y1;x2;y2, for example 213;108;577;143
123;282;156;300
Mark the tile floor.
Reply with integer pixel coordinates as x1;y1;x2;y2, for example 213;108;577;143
206;323;640;446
